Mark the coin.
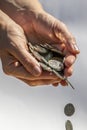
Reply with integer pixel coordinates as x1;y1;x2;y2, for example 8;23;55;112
48;57;64;71
64;103;75;116
65;120;73;130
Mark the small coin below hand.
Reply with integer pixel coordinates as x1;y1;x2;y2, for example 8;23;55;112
65;120;73;130
64;103;75;116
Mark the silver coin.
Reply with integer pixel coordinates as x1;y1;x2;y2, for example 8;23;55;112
45;52;53;61
64;103;75;116
65;120;73;130
48;58;64;71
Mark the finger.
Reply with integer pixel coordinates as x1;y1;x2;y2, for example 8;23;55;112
52;83;59;87
15;65;60;80
64;65;73;77
50;42;66;52
18;78;61;86
1;54;60;80
64;53;76;67
14;64;61;80
11;46;42;76
53;20;80;54
60;80;68;86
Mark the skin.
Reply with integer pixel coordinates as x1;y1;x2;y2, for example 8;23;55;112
0;10;61;86
0;0;80;87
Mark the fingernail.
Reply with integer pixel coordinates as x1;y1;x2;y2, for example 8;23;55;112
33;66;42;76
74;44;79;50
73;44;80;53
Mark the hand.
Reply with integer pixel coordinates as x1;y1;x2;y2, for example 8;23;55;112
16;10;80;86
0;0;80;86
0;10;61;86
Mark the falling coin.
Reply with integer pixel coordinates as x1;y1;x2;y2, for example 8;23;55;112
65;120;73;130
64;103;75;116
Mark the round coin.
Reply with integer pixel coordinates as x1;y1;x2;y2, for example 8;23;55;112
65;120;73;130
48;58;64;71
64;103;75;116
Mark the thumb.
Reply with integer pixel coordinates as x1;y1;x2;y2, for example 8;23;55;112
12;47;42;76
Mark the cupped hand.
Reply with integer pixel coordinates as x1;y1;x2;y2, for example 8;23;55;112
17;10;80;86
0;11;61;86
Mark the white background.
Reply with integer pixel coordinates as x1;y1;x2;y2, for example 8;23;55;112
0;0;87;130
